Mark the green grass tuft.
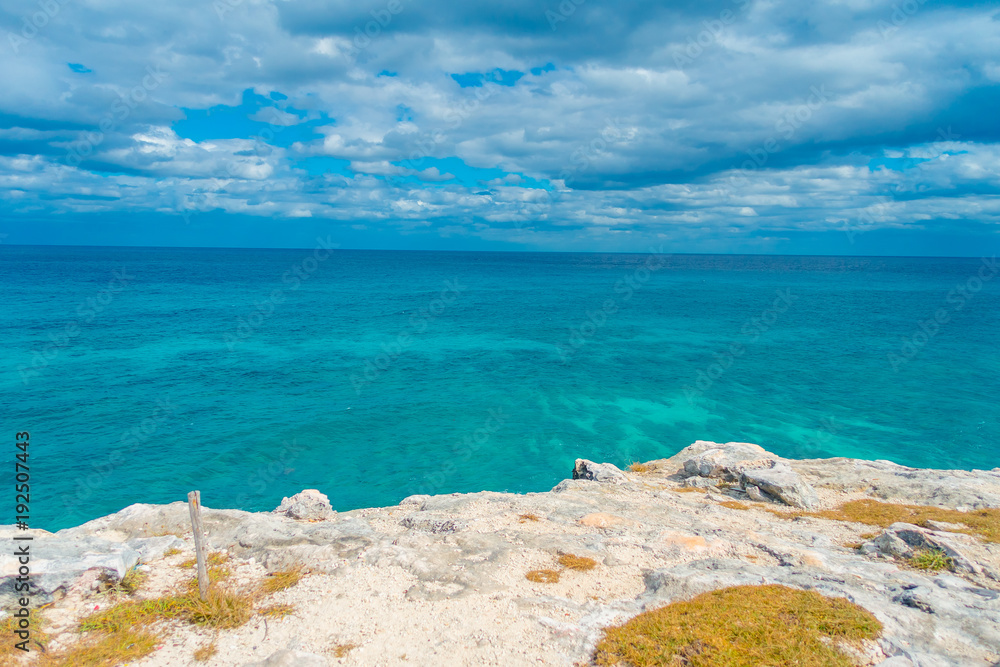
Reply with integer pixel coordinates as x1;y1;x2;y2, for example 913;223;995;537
909;549;954;572
594;584;882;667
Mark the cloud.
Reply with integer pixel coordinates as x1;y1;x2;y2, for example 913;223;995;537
0;0;997;252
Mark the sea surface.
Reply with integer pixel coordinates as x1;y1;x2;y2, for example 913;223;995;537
2;246;998;531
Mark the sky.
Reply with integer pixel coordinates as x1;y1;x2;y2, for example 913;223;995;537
0;0;999;254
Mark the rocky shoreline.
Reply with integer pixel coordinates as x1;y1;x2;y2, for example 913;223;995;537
3;440;1000;666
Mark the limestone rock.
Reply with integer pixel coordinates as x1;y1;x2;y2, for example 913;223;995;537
741;463;819;509
924;520;965;532
399;494;430;508
745;484;768;502
0;528;140;608
682;476;718;489
243;648;329;666
400;513;467;533
126;535;185;562
864;523;985;576
572;459;628;484
679;441;776;481
273;489;335;521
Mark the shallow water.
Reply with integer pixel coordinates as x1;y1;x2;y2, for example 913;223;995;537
2;246;998;530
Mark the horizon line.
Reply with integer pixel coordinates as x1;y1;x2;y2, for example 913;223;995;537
0;242;994;260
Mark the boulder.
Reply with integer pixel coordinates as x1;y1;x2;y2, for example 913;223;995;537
273;489;335;521
863;523;984;575
572;459;628;484
680;442;776;481
741;463;819;509
0;528;140;608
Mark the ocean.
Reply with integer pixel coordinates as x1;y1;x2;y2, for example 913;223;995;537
2;245;998;531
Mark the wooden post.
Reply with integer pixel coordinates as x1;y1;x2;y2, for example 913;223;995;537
187;490;209;601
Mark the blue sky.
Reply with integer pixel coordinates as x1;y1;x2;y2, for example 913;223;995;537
0;0;998;254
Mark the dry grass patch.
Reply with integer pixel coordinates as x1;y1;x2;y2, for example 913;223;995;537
259;604;295;618
525;569;561;584
673;486;706;494
594;584;882;667
164;548;182;557
801;500;999;543
39;628;160;667
332;643;358;658
518;512;541;523
179;551;231;569
0;609;48;659
193;640;218;662
49;557;304;667
558;554;597;571
260;565;304;595
719;500;751;510
627;461;652;474
81;586;256;633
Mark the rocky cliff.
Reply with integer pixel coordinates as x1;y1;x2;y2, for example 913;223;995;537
3;441;999;666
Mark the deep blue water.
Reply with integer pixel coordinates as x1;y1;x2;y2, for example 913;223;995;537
2;246;998;531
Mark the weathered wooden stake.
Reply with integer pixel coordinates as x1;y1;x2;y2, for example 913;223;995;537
187;490;209;601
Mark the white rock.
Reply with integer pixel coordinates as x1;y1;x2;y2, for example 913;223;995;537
741;463;819;509
273;489;335;521
572;459;628;484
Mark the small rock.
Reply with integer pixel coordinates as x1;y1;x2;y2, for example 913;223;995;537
399;494;430;508
682;477;718;489
741;463;819;509
894;590;935;614
745;485;768;502
868;530;913;558
572;459;628;484
864;523;982;575
273;490;335;521
924;520;966;532
243;649;330;667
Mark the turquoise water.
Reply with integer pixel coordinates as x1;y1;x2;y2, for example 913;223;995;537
2;246;998;530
